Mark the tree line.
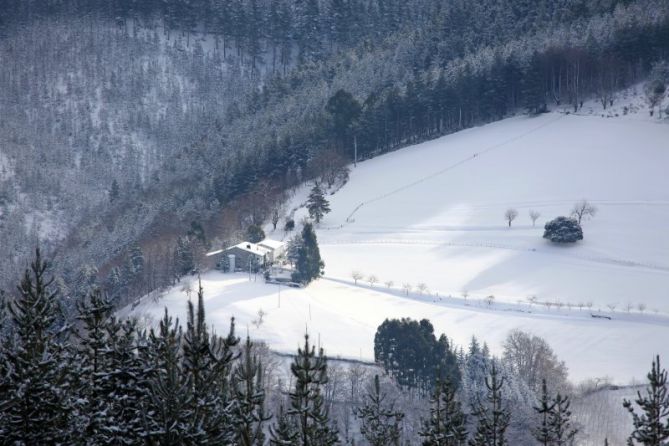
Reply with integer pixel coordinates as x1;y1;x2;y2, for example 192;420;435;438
1;249;667;444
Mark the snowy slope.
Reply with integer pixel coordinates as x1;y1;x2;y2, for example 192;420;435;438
124;105;669;384
296;112;669;313
121;271;669;384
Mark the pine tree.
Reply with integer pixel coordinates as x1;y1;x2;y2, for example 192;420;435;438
291;223;324;284
533;379;557;446
75;289;115;441
0;248;75;443
306;183;331;224
182;281;229;442
550;392;578;445
232;336;270;446
104;317;150;443
288;334;339;445
356;374;404;446
420;376;467;446
623;355;669;445
469;362;510;446
270;404;299;445
207;316;241;442
145;309;205;445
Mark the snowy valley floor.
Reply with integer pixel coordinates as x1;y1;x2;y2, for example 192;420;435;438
125;98;669;386
122;271;669;385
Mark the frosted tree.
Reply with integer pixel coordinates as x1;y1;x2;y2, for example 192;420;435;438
529;210;541;226
232;337;270;446
549;392;578;445
288;334;339;445
306;183;331;224
0;248;77;443
420;377;468;446
571;200;597;224
355;375;404;446
470;362;510;446
505;208;518;227
623;355;669;445
533;379;557;446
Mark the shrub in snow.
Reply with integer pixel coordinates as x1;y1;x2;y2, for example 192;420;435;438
246;224;265;243
543;217;583;243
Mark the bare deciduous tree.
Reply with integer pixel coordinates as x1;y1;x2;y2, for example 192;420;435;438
638;303;647;313
351;270;363;285
485;295;495;306
416;283;428;295
401;283;412;295
505;208;519;227
571;199;597;224
384;280;394;289
502;329;569;393
529;209;541;226
367;275;378;287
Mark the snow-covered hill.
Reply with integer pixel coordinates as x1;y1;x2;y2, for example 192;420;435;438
124;105;669;385
302;109;669;313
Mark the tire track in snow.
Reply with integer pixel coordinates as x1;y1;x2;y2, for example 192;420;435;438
343;114;566;224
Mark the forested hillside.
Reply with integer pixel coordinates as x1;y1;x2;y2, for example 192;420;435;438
0;0;667;309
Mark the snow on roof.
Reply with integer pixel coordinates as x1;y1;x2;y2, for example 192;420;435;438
205;249;224;257
227;242;272;256
257;239;285;250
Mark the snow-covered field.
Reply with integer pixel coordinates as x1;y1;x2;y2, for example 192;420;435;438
122;271;668;384
305;112;669;314
125;104;669;384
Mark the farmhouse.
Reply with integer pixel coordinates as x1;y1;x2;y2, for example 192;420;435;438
207;238;286;272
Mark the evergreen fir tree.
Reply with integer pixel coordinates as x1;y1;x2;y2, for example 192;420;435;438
420;376;468;446
232;336;270;446
623;355;669;446
356;374;404;446
469;362;510;446
247;224;266;243
207;316;241;442
291;223;324;285
306;183;331;224
182;281;228;442
550;392;578;445
0;248;75;444
270;404;299;445
175;236;195;278
533;379;557;446
288;334;339;445
104;317;150;444
145;309;204;445
75;289;115;441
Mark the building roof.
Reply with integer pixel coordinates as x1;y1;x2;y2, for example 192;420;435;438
257;238;285;250
227;242;272;257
